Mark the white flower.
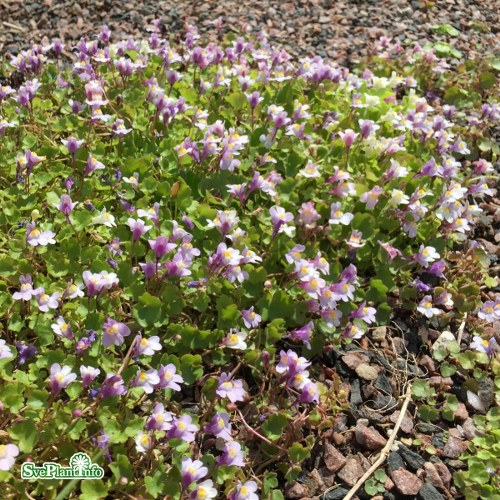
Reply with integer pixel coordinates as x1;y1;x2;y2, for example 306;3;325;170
223;329;248;350
135;432;153;453
417;296;442;318
91;208;116;227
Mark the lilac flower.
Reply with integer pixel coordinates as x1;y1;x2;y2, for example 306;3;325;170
149;236;176;259
470;336;497;357
36;290;60;312
203;413;233;441
49;363;77;395
55;194;78;218
206;210;240;235
127;218;152;241
241;306;261;329
285;321;314;349
84;153;105;175
217;441;245;466
145;402;172;431
0;339;13;360
139;260;156;280
338;129;358;149
12;274;43;301
108;238;122;257
347;231;364;250
378;240;402;262
276;350;311;377
417;296;442;318
80;365;100;387
190;480;217;500
181;458;208;488
100;374;127;398
61;137;84;155
102;318;131;347
167;414;198;442
0;444;19;471
51;317;74;339
229;480;259;500
132;334;162;357
155;364;184;391
270;206;295;237
82;270;119;297
112;119;132;138
299;382;320;403
26;224;56;246
350;302;377;324
478;300;499;323
133;368;160;393
360;186;384;210
223;329;248;350
216;372;247;403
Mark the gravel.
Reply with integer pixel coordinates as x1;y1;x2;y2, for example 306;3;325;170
1;0;498;66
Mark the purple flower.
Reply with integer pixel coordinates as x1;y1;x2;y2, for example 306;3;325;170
139;260;157;280
0;444;19;471
478;300;499;323
350;302;377;324
36;290;61;312
203;412;233;441
241;306;261;329
299;382;320;404
216;373;247;403
145;402;172;431
100;374;127;398
12;274;43;301
85;153;105;175
167;414;198;442
16;341;37;365
360;186;384;210
51;317;74;339
102;318;131;347
61;136;84;155
269;206;294;237
56;194;78;218
149;236;176;259
49;363;77;395
127;218;152;241
338;129;358;149
216;441;245;466
82;270;119;297
181;457;208;488
132;334;162;357
80;365;100;387
285;321;314;349
155;363;184;391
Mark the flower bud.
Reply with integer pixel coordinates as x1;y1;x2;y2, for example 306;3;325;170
31;209;40;220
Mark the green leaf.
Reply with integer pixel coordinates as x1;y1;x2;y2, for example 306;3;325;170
8;420;38;453
288;442;311;462
79;480;108;500
262;414;289;441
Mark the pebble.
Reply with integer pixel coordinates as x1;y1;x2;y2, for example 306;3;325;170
355;423;387;450
391;469;424;496
443;436;468;458
323;443;347;472
337;457;364;486
418;481;445;500
398;443;426;470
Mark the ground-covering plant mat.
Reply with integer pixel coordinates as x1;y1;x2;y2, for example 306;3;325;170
0;22;498;500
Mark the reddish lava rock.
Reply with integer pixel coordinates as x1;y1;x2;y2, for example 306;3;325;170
324;442;347;472
355;423;387;450
391;469;424;496
337;457;364;486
